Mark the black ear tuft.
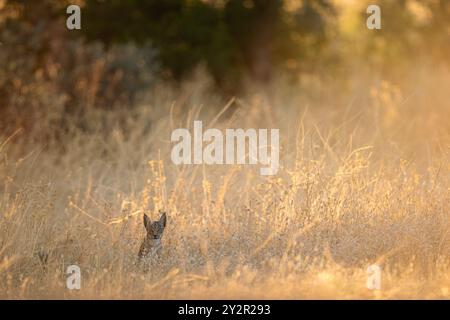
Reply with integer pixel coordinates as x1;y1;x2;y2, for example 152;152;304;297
159;212;167;228
143;213;151;231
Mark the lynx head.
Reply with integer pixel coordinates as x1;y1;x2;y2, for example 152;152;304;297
143;211;167;240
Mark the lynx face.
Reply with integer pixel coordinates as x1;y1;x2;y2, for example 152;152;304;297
144;212;166;240
138;212;167;260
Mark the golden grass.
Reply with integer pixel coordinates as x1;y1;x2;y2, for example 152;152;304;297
0;67;449;299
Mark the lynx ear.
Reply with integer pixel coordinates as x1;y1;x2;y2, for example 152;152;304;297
159;212;167;228
143;213;151;232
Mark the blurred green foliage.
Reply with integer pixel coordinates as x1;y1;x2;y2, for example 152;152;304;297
0;0;449;135
82;0;335;88
359;0;450;73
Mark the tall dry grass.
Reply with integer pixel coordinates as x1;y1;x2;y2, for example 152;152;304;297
0;66;449;299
